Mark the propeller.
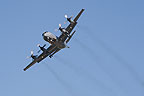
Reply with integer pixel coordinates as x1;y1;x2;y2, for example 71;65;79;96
65;14;68;18
31;50;34;55
64;15;73;24
54;24;62;32
37;44;41;53
37;44;46;53
59;24;62;27
37;44;40;47
54;29;58;32
26;50;34;59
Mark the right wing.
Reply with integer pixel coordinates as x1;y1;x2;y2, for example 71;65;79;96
59;9;85;42
66;30;76;43
66;9;85;34
73;9;85;22
23;44;57;71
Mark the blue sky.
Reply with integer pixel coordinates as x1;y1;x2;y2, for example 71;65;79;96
0;0;144;96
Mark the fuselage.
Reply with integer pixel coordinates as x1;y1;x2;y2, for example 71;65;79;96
42;32;67;49
55;40;67;49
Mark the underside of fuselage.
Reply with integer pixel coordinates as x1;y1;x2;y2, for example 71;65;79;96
42;32;67;49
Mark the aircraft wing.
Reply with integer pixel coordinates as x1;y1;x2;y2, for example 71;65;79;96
59;9;85;42
73;9;85;22
36;44;57;63
66;9;85;34
23;59;38;71
23;44;57;71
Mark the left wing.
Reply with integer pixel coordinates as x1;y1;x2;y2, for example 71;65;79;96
23;59;38;71
23;44;57;71
49;48;61;58
36;44;57;63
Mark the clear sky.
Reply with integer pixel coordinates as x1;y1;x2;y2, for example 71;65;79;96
0;0;144;96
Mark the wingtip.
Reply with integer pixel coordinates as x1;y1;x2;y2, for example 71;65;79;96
23;68;27;71
82;8;85;11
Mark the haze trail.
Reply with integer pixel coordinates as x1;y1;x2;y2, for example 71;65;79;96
54;55;119;96
42;61;77;96
78;25;143;86
73;38;131;95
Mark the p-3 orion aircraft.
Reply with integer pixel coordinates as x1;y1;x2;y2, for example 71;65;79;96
24;9;85;71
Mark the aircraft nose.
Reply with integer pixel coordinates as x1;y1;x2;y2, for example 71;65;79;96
42;32;47;36
42;33;44;36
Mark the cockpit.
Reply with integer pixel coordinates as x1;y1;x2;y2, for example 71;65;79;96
42;31;57;44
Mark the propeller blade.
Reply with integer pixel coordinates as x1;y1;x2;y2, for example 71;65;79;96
65;15;73;19
37;50;41;53
26;50;34;59
26;56;31;59
70;15;74;19
64;15;68;24
64;15;74;24
64;21;67;24
55;24;62;31
37;44;40;47
59;24;61;27
65;15;68;18
31;51;34;55
54;29;58;32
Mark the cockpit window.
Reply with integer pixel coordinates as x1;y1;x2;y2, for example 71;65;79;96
42;32;47;36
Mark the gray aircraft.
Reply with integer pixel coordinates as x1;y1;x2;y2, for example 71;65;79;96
24;9;85;71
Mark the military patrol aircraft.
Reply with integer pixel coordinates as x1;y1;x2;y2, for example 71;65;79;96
24;9;85;71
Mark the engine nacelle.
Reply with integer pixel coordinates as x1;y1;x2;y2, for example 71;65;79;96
59;27;69;37
42;32;57;44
